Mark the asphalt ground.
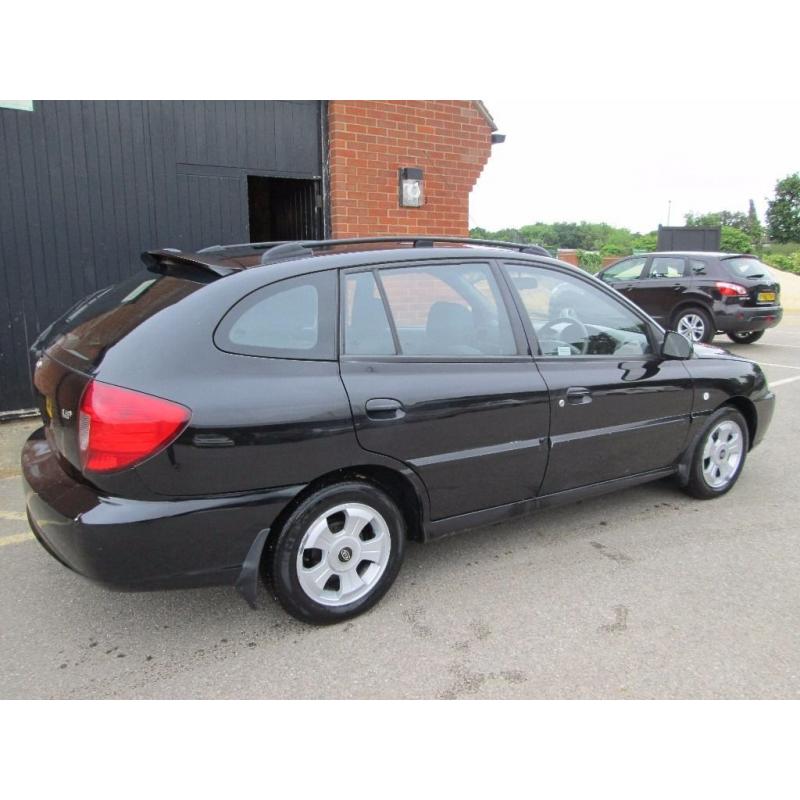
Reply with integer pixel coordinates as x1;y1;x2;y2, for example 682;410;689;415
1;316;799;699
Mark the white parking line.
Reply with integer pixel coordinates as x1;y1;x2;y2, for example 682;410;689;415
756;362;800;370
770;375;800;388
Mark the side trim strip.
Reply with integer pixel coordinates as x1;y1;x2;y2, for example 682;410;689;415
409;436;544;469
551;414;687;446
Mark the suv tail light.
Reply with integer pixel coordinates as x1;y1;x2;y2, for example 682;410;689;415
715;281;748;298
78;381;190;473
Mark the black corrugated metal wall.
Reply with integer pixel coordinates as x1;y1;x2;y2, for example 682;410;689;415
0;101;324;413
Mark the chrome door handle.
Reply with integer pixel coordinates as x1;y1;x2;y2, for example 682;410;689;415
565;387;592;405
365;398;406;420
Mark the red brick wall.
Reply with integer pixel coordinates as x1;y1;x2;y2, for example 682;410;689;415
328;101;494;238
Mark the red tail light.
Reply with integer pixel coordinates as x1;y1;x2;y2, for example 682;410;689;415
78;381;190;472
715;281;748;297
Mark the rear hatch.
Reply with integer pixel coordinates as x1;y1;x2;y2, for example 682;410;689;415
31;266;216;474
721;256;781;306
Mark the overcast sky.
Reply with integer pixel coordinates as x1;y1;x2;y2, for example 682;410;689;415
469;100;800;235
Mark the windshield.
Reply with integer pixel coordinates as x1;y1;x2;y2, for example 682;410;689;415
723;257;773;280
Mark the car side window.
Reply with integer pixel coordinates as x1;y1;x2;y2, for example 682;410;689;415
504;264;653;357
648;256;687;279
343;271;396;355
215;271;336;360
690;259;707;275
602;256;647;282
376;263;517;357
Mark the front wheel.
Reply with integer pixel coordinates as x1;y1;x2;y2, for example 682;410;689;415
727;330;765;345
268;481;406;624
682;407;748;499
674;307;714;344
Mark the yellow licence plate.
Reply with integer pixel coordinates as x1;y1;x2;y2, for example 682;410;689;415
758;291;776;303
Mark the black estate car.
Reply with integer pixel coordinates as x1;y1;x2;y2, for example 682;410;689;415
597;252;783;345
22;237;775;623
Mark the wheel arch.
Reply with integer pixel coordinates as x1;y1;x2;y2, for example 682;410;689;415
721;396;757;451
670;299;715;329
677;398;756;488
266;464;426;553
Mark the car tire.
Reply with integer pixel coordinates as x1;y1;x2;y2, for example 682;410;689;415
267;481;406;624
673;306;714;344
726;330;765;345
682;407;749;500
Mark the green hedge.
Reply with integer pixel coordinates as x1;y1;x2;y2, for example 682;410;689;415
761;250;800;276
577;250;603;273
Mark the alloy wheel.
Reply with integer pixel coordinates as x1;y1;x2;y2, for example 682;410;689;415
677;313;706;343
701;419;744;489
296;502;391;607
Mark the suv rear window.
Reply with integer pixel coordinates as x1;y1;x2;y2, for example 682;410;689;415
723;258;773;280
39;269;209;372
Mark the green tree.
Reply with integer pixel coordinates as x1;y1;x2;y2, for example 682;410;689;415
720;226;753;253
631;232;658;252
745;199;763;246
685;210;749;231
766;173;800;243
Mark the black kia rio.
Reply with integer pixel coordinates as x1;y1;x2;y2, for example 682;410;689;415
22;237;775;623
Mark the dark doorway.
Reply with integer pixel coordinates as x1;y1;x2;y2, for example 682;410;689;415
247;176;322;242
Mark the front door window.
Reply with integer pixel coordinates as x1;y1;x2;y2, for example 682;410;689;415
504;265;653;357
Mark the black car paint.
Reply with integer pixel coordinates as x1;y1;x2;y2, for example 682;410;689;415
598;252;783;334
22;245;776;599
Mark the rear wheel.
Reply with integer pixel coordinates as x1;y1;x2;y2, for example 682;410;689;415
682;407;748;499
727;330;764;345
674;306;714;344
268;481;406;624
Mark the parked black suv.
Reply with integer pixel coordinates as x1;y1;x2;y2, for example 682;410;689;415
597;252;783;344
22;237;775;623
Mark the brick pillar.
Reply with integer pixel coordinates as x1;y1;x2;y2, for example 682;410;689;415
327;101;495;239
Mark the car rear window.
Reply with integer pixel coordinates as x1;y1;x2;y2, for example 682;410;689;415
39;269;210;372
723;258;773;280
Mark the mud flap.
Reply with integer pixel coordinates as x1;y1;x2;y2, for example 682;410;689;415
234;528;270;609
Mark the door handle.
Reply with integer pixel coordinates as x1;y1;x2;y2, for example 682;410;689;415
365;398;405;420
565;387;592;405
672;283;683;291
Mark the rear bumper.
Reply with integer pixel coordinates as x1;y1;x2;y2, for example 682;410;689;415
22;428;302;590
715;305;783;333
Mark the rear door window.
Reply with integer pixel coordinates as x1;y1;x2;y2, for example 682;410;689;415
343;272;396;355
647;256;687;279
375;263;517;357
215;271;336;360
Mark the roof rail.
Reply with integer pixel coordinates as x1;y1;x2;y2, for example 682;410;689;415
141;249;242;277
259;236;551;263
197;240;290;254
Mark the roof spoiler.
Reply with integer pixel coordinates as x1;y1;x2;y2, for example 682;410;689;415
141;249;242;278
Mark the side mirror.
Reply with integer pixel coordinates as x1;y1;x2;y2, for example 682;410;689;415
662;330;693;359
